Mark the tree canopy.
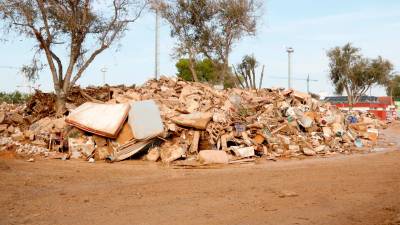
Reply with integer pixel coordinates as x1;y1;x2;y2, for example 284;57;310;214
386;75;400;97
161;0;262;84
175;58;236;88
327;43;393;105
160;0;213;82
0;0;145;114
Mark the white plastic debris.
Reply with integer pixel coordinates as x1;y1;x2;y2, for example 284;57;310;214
128;100;164;140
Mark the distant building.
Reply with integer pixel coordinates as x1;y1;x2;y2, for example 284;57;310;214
324;96;396;121
324;96;377;104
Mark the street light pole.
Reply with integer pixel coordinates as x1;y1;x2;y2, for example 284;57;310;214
154;1;160;80
101;67;107;85
286;47;294;89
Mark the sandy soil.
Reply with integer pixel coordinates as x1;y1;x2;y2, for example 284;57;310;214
1;124;400;225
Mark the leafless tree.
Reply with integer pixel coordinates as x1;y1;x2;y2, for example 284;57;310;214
0;0;146;114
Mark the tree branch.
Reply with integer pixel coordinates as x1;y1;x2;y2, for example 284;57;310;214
36;0;52;43
233;65;244;88
30;26;60;88
70;45;107;87
49;49;63;82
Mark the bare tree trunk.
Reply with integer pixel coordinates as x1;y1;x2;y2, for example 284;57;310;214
251;67;256;89
220;59;229;86
221;45;230;86
344;85;353;110
55;90;67;116
188;51;199;82
258;65;265;90
233;66;245;88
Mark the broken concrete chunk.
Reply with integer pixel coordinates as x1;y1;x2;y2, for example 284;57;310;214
288;145;300;153
0;112;5;124
160;144;186;163
7;125;14;133
322;127;333;138
179;86;202;112
171;112;212;130
11;132;25;141
24;130;35;141
278;134;291;146
128;100;164;140
298;115;313;128
198;150;229;164
146;147;160;162
241;131;253;146
314;145;326;153
232;146;255;158
0;124;7;132
65;103;77;111
53;118;66;131
9;113;24;124
29;117;53;133
115;95;132;104
293;90;310;102
212;111;227;123
189;131;200;153
32;139;47;147
302;147;316;156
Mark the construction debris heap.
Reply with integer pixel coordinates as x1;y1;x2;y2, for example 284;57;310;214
0;77;388;164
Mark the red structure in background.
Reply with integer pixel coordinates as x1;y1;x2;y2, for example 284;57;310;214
328;97;396;121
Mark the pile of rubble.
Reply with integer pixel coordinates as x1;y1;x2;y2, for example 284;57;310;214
0;77;388;164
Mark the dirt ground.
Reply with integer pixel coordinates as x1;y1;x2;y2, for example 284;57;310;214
1;124;400;225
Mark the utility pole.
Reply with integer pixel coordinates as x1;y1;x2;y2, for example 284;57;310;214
268;75;317;93
101;67;107;85
154;0;160;80
286;47;294;89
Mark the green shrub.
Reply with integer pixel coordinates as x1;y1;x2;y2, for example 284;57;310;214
0;91;31;104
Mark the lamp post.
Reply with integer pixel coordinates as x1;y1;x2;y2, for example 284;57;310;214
153;0;160;80
100;67;107;85
286;47;294;89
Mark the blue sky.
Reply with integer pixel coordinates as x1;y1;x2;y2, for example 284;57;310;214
1;0;400;97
